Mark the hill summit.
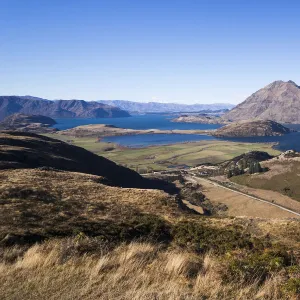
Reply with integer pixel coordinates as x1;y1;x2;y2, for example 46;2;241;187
224;80;300;123
0;131;172;190
213;120;291;137
0;113;57;133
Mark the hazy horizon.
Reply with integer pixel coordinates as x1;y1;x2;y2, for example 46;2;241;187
1;1;300;104
6;95;235;105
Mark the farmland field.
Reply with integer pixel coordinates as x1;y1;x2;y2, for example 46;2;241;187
45;133;280;172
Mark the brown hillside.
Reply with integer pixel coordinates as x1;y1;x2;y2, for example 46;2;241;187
0;169;180;246
0;113;57;133
0;131;173;190
224;80;300;123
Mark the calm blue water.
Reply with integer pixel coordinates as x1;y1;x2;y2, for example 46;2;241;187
102;132;300;151
54;115;300;151
102;133;216;148
54;115;222;130
222;125;300;151
219;131;300;152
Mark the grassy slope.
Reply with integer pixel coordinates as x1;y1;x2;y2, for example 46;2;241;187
44;133;280;171
3;134;300;298
2;169;300;299
0;131;159;189
0;240;290;300
231;161;300;201
0;169;181;244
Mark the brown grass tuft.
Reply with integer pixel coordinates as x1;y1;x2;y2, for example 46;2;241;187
0;239;290;300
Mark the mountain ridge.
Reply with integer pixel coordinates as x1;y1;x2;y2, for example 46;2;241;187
0;96;130;120
97;99;235;113
0;131;177;192
223;80;300;123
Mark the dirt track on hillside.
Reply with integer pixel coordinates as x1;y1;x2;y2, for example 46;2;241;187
194;177;299;219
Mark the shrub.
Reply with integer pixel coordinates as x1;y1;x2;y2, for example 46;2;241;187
68;214;171;245
171;221;254;254
120;214;171;243
281;278;300;296
287;265;300;276
226;249;292;283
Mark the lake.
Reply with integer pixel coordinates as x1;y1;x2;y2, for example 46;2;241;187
102;133;216;148
54;114;222;130
54;115;300;151
219;131;300;152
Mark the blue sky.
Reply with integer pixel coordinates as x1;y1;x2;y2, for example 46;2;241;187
1;0;299;104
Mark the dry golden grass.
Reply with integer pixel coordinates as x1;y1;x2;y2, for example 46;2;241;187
0;169;180;216
2;166;300;298
255;219;300;250
195;177;298;218
0;239;289;300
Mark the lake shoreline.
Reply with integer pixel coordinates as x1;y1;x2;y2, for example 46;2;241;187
53;115;300;151
57;124;216;138
100;135;280;151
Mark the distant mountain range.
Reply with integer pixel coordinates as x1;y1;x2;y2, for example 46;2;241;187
3;81;300;123
0;96;130;120
97;100;235;113
223;80;300;124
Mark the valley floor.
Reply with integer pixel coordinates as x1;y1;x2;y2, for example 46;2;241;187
44;133;280;172
43;132;300;221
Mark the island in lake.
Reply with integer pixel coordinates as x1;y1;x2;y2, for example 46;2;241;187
172;114;227;124
212;120;292;137
57;124;212;138
56;119;293;140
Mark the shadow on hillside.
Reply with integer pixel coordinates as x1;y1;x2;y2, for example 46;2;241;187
0;131;179;194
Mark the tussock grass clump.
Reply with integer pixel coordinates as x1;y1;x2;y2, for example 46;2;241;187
0;239;293;300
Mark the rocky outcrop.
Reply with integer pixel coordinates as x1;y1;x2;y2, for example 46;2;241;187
213;120;291;137
223;80;300;123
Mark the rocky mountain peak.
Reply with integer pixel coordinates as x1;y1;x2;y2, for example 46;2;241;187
287;80;300;88
265;80;299;90
223;80;300;123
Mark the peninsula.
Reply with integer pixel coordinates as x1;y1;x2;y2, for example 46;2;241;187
57;124;212;138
